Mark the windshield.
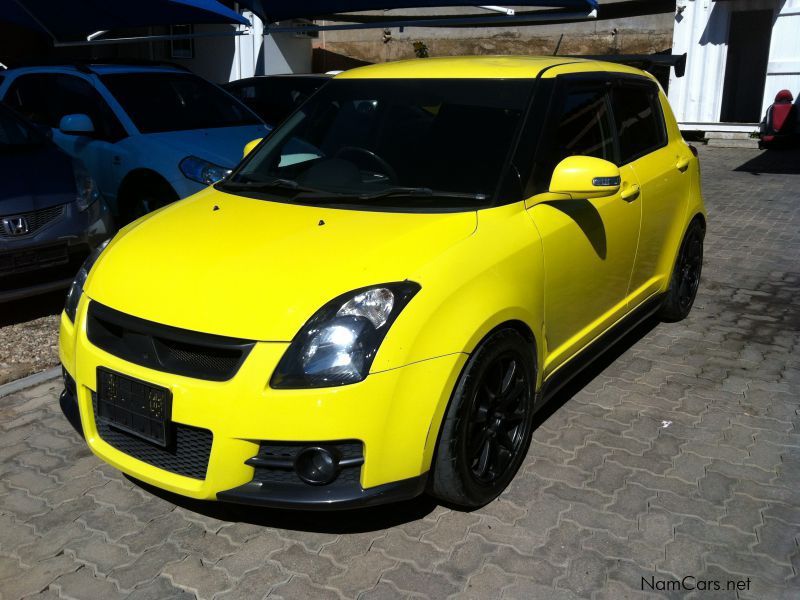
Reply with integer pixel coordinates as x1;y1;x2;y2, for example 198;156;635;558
221;78;533;210
101;72;262;133
0;106;43;149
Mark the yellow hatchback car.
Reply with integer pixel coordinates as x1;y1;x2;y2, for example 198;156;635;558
59;56;705;510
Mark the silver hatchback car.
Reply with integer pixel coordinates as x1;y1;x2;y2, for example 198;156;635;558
0;103;113;302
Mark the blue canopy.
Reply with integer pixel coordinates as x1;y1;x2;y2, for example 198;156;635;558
3;0;249;41
241;1;598;23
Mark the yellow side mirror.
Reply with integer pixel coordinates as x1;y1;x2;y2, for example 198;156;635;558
243;138;263;158
549;156;621;199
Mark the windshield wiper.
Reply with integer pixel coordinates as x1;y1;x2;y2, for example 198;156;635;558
221;177;340;196
354;187;489;201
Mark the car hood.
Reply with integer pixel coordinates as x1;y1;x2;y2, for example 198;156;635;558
86;188;477;341
141;124;271;168
0;143;76;215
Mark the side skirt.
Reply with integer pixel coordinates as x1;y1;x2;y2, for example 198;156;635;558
539;295;664;405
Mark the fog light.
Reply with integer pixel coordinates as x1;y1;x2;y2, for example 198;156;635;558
295;447;339;485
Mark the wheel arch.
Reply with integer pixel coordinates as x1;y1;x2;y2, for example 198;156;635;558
419;317;541;475
117;168;178;216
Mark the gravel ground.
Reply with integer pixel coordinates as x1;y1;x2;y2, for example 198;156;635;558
0;291;64;384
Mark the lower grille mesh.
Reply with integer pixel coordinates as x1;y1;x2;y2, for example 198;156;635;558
91;392;212;480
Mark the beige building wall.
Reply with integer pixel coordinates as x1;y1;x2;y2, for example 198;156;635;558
313;4;674;65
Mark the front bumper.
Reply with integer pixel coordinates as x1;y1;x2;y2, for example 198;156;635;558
0;201;114;302
60;297;465;509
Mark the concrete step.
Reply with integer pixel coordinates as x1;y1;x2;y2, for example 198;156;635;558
706;137;760;149
706;131;756;140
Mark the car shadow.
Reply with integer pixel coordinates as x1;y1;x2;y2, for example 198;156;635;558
0;290;66;326
125;316;661;532
733;147;800;175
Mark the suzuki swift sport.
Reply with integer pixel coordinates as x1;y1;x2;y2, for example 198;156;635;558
59;57;705;510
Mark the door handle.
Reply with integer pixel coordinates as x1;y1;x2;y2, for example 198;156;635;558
621;184;640;202
676;157;690;172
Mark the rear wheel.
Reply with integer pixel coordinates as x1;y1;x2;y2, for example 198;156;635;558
430;329;536;508
659;219;705;322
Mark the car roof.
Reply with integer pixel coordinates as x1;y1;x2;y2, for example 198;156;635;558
224;73;332;84
336;55;651;80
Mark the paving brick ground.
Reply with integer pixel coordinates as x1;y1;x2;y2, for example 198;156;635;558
1;146;799;600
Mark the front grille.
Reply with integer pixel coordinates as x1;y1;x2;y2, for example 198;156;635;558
91;392;212;479
0;204;65;239
87;302;254;381
0;243;69;276
249;441;363;485
0;243;87;292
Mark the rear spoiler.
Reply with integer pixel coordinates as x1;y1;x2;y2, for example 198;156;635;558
566;53;687;78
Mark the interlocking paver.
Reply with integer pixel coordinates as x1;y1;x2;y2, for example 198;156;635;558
1;146;798;599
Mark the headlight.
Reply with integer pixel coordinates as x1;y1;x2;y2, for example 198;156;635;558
179;156;232;185
271;282;421;389
73;161;100;212
64;238;110;322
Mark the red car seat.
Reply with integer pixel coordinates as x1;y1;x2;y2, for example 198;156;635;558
760;89;798;146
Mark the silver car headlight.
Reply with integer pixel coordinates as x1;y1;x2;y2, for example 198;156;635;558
73;161;100;212
64;238;110;322
271;282;420;389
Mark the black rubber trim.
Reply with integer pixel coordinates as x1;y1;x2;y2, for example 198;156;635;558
217;472;428;510
244;455;365;470
87;301;255;382
540;294;664;404
59;370;84;438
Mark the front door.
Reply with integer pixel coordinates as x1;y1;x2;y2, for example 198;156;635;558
3;73;127;205
527;77;642;377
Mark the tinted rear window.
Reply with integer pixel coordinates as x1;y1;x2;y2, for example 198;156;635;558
102;72;261;133
612;83;667;163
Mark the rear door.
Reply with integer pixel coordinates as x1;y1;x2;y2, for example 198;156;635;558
527;75;642;377
613;78;692;306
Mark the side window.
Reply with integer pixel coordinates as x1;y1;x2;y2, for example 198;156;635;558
531;79;615;193
611;82;667;164
554;84;615;162
4;75;53;127
4;74;125;142
51;75;126;142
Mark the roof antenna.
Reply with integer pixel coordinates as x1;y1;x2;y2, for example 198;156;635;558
553;33;564;56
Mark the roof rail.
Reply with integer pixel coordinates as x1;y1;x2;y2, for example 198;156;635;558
5;57;191;73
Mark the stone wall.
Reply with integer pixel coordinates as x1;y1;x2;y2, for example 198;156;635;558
313;5;674;66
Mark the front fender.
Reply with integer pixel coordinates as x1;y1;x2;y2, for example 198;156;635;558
373;202;545;386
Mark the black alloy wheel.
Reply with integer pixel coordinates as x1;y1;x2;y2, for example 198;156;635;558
659;219;705;322
466;352;529;484
431;328;536;508
677;229;703;312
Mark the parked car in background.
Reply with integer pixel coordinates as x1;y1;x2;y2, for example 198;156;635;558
0;62;270;224
223;74;331;127
0;103;112;302
60;56;705;510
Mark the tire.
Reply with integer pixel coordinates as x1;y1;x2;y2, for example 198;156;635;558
430;328;537;509
119;178;177;226
658;219;705;322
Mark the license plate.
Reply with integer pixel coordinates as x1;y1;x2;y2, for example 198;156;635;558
96;368;172;447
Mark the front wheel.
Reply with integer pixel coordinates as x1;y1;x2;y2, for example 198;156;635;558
430;329;537;509
659;219;705;322
119;179;178;226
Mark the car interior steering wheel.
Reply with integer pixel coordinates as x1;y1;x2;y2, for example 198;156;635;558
334;146;399;184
